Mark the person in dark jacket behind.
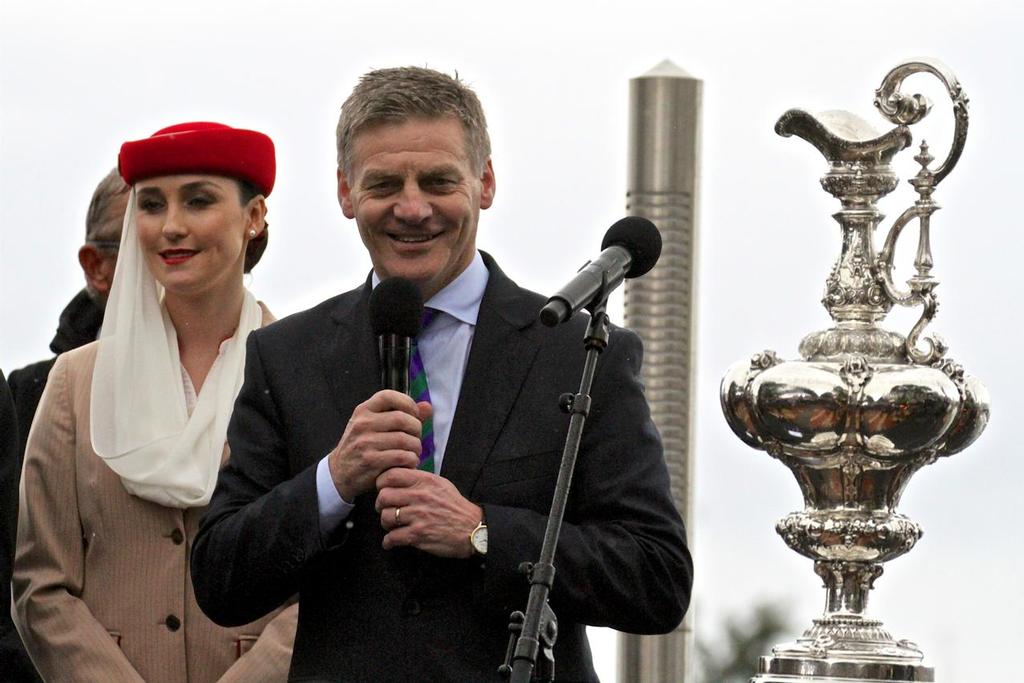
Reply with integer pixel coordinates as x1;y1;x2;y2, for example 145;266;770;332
2;169;128;682
0;369;32;682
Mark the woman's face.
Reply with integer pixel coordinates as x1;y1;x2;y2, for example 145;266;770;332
134;175;264;299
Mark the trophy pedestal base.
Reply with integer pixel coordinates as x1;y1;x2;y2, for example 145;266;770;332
751;656;934;682
750;612;933;682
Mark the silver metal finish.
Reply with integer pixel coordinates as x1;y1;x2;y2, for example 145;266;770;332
720;59;988;682
621;59;701;683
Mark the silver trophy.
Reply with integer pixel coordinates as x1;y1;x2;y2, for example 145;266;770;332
720;59;989;682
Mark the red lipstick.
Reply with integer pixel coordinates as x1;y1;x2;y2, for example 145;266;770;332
160;249;197;265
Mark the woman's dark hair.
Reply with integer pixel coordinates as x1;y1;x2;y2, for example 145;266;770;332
237;179;269;273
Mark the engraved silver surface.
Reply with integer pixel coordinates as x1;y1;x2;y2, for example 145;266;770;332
720;59;988;682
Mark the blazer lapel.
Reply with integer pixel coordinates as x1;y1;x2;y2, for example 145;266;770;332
319;283;380;426
441;255;541;496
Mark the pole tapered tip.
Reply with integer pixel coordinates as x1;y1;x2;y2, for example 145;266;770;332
638;59;695;79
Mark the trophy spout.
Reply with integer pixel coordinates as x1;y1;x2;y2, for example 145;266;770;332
775;109;911;167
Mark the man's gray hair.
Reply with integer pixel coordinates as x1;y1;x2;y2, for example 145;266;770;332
85;168;130;242
336;66;491;178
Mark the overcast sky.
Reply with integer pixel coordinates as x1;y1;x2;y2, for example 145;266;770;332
2;1;1021;679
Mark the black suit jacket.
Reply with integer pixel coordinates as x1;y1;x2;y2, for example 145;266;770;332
1;369;38;683
192;255;692;682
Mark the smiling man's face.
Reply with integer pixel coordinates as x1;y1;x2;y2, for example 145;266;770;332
338;116;495;300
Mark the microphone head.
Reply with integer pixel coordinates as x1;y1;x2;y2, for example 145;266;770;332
369;277;423;337
601;216;662;278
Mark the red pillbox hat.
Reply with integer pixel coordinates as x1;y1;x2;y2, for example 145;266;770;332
118;122;276;196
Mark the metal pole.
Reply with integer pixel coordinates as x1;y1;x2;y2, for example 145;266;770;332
619;59;701;683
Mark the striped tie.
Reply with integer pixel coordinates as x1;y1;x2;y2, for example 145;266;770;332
410;308;438;472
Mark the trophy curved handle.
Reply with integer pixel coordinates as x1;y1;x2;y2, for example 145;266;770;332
873;59;967;364
877;202;947;364
877;205;923;306
873;58;969;185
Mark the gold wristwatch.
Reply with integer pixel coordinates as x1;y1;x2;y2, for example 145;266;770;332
469;520;488;556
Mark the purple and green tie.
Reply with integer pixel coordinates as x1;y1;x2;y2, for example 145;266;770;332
410;308;438;472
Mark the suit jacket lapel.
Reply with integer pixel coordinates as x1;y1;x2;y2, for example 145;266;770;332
441;255;540;496
320;282;380;427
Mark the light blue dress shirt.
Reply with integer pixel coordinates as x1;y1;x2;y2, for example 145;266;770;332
315;252;490;538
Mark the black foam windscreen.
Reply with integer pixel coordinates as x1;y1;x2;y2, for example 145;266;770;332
600;216;662;278
369;277;423;337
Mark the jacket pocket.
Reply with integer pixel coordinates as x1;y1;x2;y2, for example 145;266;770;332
480;449;561;485
477;450;561;507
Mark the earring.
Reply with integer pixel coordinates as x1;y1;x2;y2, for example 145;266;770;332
249;229;257;238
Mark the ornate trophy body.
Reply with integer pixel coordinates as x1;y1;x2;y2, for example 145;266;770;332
720;59;989;682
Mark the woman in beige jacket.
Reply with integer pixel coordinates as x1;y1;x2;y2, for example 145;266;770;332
13;122;297;682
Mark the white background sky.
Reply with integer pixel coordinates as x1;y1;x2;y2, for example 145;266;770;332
2;1;1021;680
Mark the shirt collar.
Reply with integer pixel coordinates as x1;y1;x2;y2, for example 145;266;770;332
371;251;489;326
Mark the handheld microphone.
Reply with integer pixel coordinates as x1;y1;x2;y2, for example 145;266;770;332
369;277;423;394
539;217;662;326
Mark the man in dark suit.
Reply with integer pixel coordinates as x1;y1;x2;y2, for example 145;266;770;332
192;66;692;682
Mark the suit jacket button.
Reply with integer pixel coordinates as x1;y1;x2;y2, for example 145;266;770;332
170;528;185;545
165;615;181;631
402;598;421;616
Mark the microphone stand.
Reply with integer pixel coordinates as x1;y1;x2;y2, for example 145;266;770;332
501;292;612;683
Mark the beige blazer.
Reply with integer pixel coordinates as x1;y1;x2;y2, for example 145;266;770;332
13;314;297;683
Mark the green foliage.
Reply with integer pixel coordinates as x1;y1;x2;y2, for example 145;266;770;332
695;602;792;683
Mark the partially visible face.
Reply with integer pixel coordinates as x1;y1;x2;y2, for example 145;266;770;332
338;117;495;300
134;175;263;299
82;192;130;301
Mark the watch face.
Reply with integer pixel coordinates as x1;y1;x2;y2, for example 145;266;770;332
472;525;488;554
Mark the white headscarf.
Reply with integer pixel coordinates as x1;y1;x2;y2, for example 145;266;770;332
91;187;263;508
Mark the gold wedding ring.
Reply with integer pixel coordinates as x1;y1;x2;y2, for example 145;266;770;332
394;507;402;525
